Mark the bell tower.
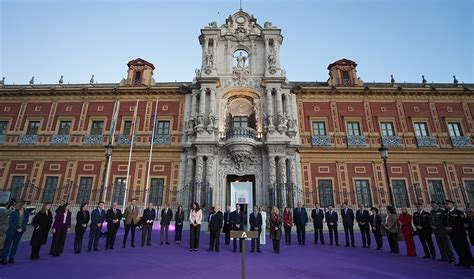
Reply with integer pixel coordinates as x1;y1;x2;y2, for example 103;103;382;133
180;10;301;215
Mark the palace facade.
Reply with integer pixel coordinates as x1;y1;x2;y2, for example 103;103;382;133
1;10;473;212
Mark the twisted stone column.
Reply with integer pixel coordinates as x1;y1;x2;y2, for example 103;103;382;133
277;156;287;208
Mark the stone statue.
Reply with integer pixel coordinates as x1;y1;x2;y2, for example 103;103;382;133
0;77;4;85
390;74;395;84
208;114;216;127
90;75;95;84
208;21;217;28
197;115;204;126
29;76;34;85
268;53;276;67
453;75;458;87
195;68;201;77
234;51;247;69
422;75;426;85
58;75;64;85
288;118;296;130
205;51;214;68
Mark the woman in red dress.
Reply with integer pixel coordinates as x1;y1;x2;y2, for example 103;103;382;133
397;207;417;257
283;207;293;245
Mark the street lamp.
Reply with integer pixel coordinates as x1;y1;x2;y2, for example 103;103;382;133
379;142;396;207
99;144;114;202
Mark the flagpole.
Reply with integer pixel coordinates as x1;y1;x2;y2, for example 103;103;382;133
144;99;159;207
123;99;139;212
103;100;120;202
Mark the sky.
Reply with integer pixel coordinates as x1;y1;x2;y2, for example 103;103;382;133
0;0;473;85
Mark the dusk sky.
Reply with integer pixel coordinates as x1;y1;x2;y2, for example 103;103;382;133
1;0;473;85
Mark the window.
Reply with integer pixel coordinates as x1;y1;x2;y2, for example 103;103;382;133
90;121;104;135
233;116;248;128
0;121;8;135
123;121;132;136
156;121;170;135
26;121;40;135
380;122;395;136
392;180;410;208
42;176;58;203
318;180;334;208
346;122;361;136
342;71;350;86
465;180;474;204
10;176;25;200
312;121;326;136
414;122;429;137
76;177;93;204
428;180;446;203
133;71;142;86
150;178;165;206
58;121;71;135
355;180;372;207
112;177;126;205
448;122;463;137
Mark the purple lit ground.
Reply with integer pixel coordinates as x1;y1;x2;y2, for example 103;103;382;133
1;225;472;279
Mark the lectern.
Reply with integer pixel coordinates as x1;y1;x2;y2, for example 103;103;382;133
230;230;259;279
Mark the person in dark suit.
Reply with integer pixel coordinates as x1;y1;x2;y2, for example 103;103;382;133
0;201;29;264
444;200;472;269
223;206;232;245
160;203;173;245
87;201;106;252
174;205;185;244
430;201;455;262
413;203;436;259
466;206;474;246
311;203;325;245
369;207;383;250
123;198;140;248
105;202;122;250
209;205;223;252
325;205;339;246
141;202;156;247
30;202;53;260
49;203;71;256
293;202;308;245
249;205;262;253
341;202;355;247
74;203;90;254
232;204;245;253
356;203;371;248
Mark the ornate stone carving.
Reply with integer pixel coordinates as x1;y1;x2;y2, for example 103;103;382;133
195;156;204;182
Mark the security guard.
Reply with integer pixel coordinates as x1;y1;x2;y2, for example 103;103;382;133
444;199;472;269
414;202;436;259
429;201;455;263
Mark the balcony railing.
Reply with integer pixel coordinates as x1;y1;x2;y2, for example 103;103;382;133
0;135;5;144
117;135;138;145
416;136;437;148
153;135;171;145
51;135;70;145
83;135;103;145
225;127;256;140
18;134;38;145
451;136;472;148
311;135;332;146
347;135;367;147
382;136;402;148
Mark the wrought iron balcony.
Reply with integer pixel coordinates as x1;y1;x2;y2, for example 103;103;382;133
117;135;138;145
18;134;38;145
416;136;437;148
0;135;5;144
50;135;70;145
83;134;103;145
347;135;367;147
311;135;332;147
451;136;472;148
225;127;256;140
153;135;171;145
382;136;402;148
